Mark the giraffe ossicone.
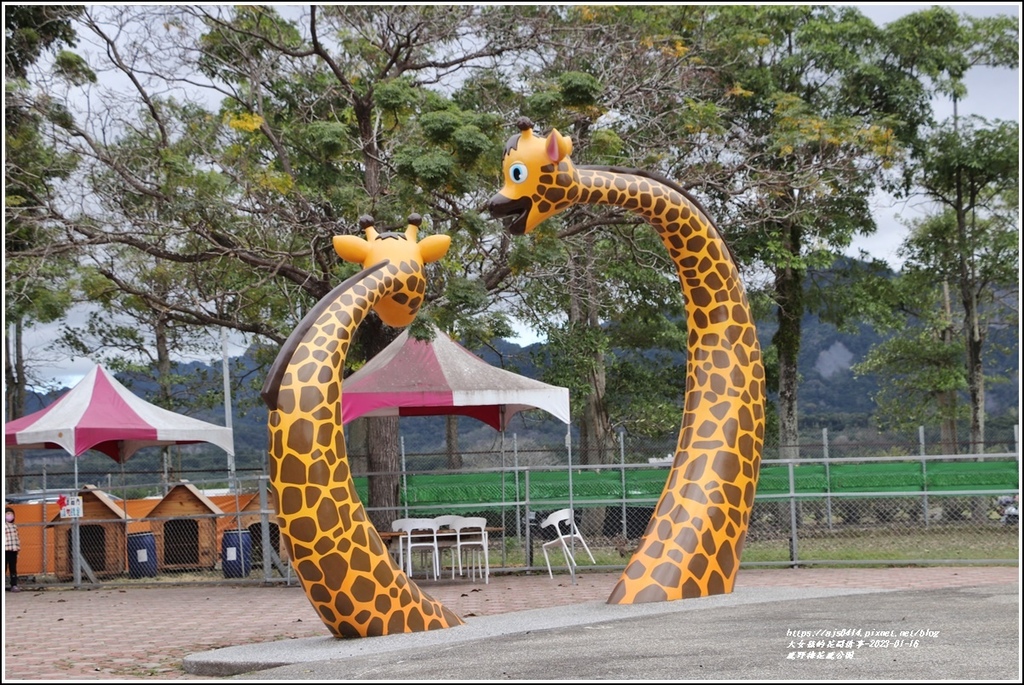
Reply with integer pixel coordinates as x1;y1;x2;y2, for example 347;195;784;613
261;214;461;637
488;117;766;604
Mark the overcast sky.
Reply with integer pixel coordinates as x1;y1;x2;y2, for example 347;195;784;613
848;3;1021;269
12;3;1022;391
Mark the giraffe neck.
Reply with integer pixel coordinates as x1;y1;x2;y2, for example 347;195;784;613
575;166;748;322
266;262;463;637
570;166;766;604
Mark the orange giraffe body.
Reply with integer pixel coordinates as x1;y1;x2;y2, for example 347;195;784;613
260;214;463;637
488;118;765;604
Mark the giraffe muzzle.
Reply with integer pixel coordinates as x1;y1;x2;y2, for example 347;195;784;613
486;193;532;235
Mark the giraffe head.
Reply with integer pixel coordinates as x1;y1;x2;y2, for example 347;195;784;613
333;214;450;327
487;117;579;235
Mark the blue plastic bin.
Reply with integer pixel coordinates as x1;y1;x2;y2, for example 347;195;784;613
127;532;157;578
222;529;252;578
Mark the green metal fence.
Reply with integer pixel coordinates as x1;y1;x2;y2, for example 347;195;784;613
363;454;1019;515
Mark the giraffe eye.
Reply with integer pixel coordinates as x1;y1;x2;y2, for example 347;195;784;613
509;163;528;184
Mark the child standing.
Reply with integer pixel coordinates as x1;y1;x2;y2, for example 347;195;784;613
5;506;21;592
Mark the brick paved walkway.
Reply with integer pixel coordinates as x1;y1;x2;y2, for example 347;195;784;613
3;566;1018;681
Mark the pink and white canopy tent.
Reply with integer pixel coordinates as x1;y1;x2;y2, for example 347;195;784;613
5;364;234;463
341;325;570;430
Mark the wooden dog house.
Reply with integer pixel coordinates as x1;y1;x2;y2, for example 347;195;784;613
148;480;224;572
48;485;128;581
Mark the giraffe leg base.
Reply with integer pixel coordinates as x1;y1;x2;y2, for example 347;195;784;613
607;561;737;605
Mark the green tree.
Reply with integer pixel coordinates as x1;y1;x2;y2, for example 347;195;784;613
664;5;1017;459
500;5;940;466
851;251;969;442
4;5;88;490
31;5;553;522
904;119;1019;452
491;7;706;480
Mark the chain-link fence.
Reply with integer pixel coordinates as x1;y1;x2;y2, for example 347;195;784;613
6;450;1017;589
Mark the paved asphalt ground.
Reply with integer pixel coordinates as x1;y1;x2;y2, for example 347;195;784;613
3;565;1020;682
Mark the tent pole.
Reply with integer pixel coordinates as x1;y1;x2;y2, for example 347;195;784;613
500;427;506;568
72;456;81;586
400;436;408;518
121;448;129;580
620;428;627;540
566;423;575;586
222;327;236;494
42;467;49;576
514;434;521;542
223;328;246;573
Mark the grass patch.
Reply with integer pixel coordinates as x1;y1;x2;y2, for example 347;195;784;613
741;524;1018;563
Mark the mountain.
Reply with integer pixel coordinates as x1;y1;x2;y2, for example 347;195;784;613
20;306;1018;478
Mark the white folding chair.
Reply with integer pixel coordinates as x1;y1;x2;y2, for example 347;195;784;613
539;508;595;578
389;518;410;571
432;515;461;578
391;518;440;579
453;516;489;584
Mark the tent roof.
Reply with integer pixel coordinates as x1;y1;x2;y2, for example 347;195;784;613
342;325;570;431
5;365;234;463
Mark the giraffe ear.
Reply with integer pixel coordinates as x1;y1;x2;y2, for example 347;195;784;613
545;129;573;162
417;234;451;264
333;235;370;264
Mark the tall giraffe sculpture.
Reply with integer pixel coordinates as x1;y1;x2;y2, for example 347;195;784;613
260;214;464;637
488;118;765;604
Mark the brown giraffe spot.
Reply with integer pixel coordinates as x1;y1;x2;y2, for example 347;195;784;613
307;460;330;486
709;401;732;420
708;304;731;324
684;555;707;580
280;454;309;485
717;541;736;577
653;560;685;587
700;529;717;555
677;527;699;553
707;506;726;530
681;578;702;598
315;498;340;531
690;286;712;307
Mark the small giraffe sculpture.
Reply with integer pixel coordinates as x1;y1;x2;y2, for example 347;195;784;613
260;214;463;637
488;118;765;604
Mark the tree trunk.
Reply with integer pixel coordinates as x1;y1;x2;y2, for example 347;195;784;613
360;318;402;530
937;391;959;455
963;288;986;455
938;281;959;455
367;415;401;531
950;100;987;458
4;317;26;492
154;315;175;485
573;235;614;537
774;231;803;461
445;415;463;470
346;418;369;476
